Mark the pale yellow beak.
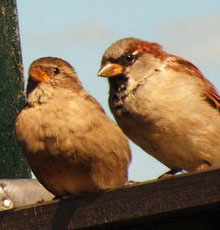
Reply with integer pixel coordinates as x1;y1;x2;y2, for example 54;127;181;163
98;63;124;78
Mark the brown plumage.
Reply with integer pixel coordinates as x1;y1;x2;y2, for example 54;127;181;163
15;57;131;196
98;37;220;176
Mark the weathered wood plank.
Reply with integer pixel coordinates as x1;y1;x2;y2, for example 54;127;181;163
0;168;220;229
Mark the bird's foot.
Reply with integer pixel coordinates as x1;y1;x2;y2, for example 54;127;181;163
195;162;210;171
125;180;141;186
53;195;64;200
121;180;141;188
158;169;182;179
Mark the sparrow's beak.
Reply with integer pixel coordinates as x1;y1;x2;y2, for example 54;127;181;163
98;63;124;78
29;68;50;82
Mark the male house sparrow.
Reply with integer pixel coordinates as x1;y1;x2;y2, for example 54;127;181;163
15;57;131;196
98;37;220;176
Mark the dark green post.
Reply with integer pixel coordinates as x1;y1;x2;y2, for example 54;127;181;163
0;0;31;178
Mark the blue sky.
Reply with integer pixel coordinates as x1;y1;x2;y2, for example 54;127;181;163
17;0;220;181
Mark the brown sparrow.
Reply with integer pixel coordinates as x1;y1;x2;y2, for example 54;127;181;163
15;57;131;196
98;37;220;176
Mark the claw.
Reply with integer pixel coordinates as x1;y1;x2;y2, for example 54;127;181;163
158;169;182;179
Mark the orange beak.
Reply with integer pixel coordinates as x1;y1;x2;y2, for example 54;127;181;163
98;63;124;78
29;67;50;82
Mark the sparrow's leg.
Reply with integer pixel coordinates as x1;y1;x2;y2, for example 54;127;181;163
195;162;210;171
53;195;63;200
125;180;141;186
158;169;182;179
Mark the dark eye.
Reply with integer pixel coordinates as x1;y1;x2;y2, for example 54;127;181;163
121;53;138;66
53;67;60;74
125;54;134;62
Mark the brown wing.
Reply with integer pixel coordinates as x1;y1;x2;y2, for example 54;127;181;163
168;56;220;111
205;85;220;110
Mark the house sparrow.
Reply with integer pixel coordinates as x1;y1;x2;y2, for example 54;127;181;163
98;37;220;176
15;57;131;196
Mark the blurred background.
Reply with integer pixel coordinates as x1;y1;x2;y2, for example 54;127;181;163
17;0;220;181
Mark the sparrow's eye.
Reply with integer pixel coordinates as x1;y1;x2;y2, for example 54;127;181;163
125;54;134;62
53;67;60;75
122;53;137;66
